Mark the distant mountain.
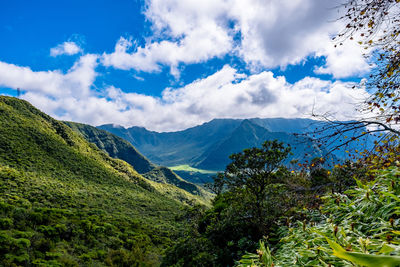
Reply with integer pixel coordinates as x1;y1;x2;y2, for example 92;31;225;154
195;119;326;170
66;121;210;197
0;96;213;265
250;118;376;159
99;118;339;173
99;119;243;168
249;118;316;133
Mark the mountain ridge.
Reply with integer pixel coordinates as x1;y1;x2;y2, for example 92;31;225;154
98;117;337;173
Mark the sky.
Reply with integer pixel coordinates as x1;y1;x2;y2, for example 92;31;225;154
0;0;371;132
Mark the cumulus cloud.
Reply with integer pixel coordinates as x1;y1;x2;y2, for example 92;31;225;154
101;0;370;78
0;54;368;132
314;41;371;78
50;41;82;57
102;6;232;77
101;0;234;75
0;54;98;113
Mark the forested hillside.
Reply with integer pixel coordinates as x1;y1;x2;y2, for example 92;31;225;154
2;0;400;266
0;96;205;266
1;95;399;266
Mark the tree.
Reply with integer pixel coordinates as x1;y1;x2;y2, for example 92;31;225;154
223;140;291;234
164;141;337;266
310;0;400;158
205;172;225;195
337;0;400;131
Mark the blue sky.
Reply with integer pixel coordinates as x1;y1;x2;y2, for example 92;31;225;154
0;0;371;131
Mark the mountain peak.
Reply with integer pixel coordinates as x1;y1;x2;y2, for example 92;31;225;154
238;118;270;132
99;123;125;129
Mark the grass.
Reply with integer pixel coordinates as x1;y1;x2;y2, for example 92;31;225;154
169;164;218;174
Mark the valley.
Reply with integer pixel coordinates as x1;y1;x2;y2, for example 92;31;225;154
99;118;374;184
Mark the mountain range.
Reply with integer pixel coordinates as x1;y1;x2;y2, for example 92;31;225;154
98;117;375;184
98;118;335;173
0;96;376;265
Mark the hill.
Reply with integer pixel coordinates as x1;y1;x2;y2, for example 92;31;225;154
65;121;211;198
64;121;155;174
0;96;205;266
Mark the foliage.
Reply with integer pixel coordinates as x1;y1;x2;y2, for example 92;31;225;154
0;96;191;265
66;122;212;201
143;167;212;200
163;192;260;266
223;140;292;235
239;167;400;266
237;241;273;267
163;140;338;266
359;135;400;173
65;121;156;174
308;0;400;156
338;0;400;130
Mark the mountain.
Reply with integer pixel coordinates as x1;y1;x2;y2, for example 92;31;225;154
195;119;325;170
249;118;377;158
99;118;336;174
65;121;210;197
99;119;243;167
249;118;317;133
0;96;208;266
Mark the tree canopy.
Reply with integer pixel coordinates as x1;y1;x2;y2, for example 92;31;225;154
224;140;292;231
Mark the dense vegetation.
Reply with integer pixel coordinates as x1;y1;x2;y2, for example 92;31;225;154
162;141;334;266
239;167;400;266
2;95;399;266
65;121;156;174
0;96;204;266
163;136;400;266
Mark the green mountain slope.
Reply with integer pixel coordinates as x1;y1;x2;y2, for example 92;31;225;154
64;121;155;174
0;96;197;266
143;166;209;196
65;121;211;199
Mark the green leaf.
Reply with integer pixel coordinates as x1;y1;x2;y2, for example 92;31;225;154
378;244;396;254
326;237;400;267
381;192;400;202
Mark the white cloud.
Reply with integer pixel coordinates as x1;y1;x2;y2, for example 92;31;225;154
50;41;82;57
102;31;231;78
101;0;370;78
314;41;371;78
0;55;367;132
0;54;98;110
102;0;233;76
